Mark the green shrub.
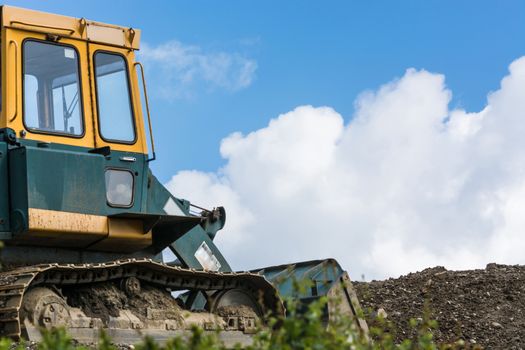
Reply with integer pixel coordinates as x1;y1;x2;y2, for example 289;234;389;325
0;295;482;350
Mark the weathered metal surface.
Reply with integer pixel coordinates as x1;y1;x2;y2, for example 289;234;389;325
0;142;9;232
0;246;158;266
254;259;369;337
0;259;284;345
90;218;152;253
8;145;107;218
28;208;108;235
1;6;141;49
3;141;227;257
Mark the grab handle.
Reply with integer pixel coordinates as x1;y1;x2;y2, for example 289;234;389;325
134;62;156;162
8;40;18;123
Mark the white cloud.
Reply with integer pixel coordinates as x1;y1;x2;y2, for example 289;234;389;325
166;57;525;280
139;40;256;99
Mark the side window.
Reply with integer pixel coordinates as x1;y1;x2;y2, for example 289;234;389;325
94;52;135;143
23;40;83;136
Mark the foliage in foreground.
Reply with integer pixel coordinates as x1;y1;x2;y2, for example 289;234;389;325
0;296;482;350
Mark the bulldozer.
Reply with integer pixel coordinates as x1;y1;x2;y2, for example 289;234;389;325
0;5;368;346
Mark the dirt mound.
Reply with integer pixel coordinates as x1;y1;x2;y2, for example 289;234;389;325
354;264;525;349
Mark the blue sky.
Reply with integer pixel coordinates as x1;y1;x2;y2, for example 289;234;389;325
8;1;525;276
6;1;525;182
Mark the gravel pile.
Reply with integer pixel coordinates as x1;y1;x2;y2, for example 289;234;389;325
354;264;525;349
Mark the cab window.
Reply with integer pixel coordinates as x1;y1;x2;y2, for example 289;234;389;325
94;52;135;143
23;40;83;136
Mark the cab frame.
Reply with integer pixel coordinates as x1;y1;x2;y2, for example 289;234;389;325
0;5;149;155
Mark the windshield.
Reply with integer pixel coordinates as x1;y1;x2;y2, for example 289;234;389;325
94;52;135;143
23;40;83;136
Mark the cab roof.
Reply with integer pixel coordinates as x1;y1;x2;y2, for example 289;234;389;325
1;5;141;49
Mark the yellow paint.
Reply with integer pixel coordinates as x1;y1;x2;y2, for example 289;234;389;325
12;208;152;252
90;218;153;253
1;6;141;49
88;43;148;154
28;208;108;234
11;208;108;248
0;5;148;154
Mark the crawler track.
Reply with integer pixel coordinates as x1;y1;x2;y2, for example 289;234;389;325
0;259;284;345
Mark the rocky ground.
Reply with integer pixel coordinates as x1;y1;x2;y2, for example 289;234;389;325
354;264;525;349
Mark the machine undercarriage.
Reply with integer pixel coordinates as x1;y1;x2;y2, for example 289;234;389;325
0;259;283;346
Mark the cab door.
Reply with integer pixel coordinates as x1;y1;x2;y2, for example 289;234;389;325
87;43;148;216
4;28;95;148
